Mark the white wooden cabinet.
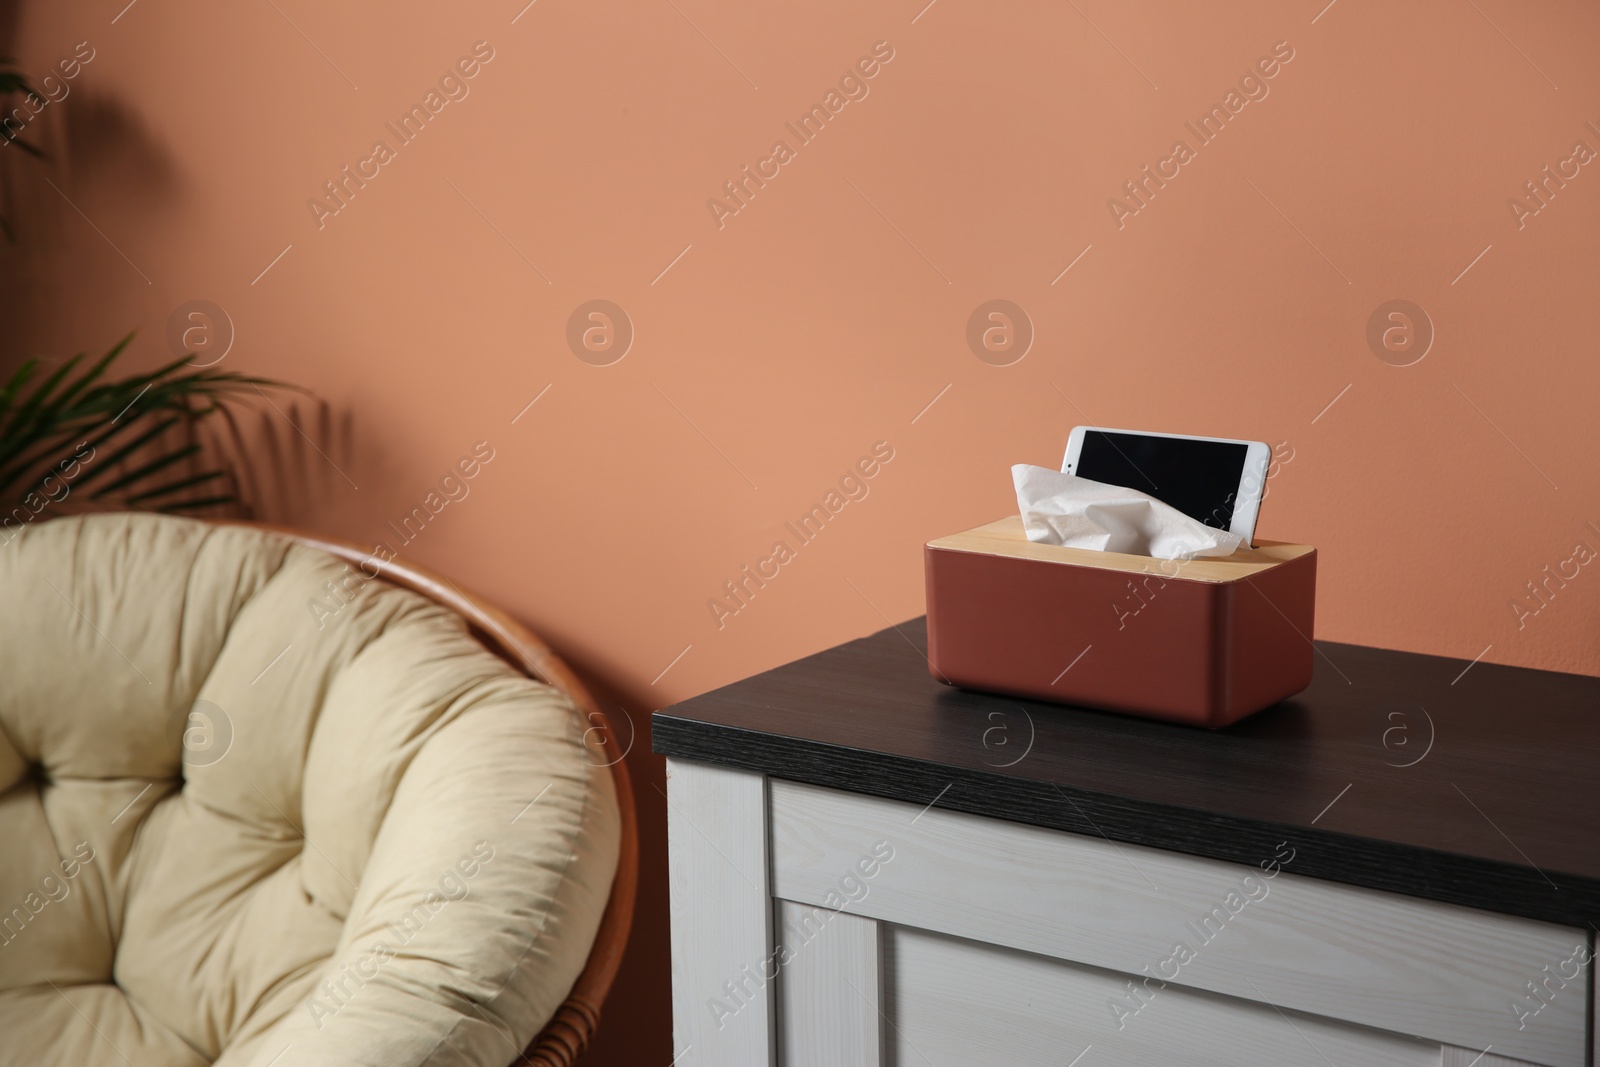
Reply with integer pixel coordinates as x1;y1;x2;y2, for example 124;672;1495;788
667;759;1591;1067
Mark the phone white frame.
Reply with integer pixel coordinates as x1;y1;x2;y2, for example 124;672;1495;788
1061;426;1272;545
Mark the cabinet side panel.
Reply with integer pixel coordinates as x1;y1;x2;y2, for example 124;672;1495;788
667;759;775;1067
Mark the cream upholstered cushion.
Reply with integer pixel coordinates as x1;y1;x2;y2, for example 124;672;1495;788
0;514;619;1067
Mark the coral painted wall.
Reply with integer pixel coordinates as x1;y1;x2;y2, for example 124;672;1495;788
5;1;1598;1061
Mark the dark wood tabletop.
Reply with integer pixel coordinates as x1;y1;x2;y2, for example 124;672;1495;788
654;618;1600;929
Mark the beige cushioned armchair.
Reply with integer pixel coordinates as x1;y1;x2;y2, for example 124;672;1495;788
0;514;630;1066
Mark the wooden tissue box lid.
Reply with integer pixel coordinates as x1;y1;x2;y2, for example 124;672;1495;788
924;516;1317;728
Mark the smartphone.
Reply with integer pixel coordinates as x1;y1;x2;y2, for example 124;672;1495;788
1062;426;1272;544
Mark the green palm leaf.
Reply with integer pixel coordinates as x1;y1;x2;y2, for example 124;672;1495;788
0;334;295;515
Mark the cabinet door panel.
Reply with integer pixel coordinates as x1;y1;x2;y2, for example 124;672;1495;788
775;903;883;1067
770;778;1588;1067
886;926;1440;1067
1439;1048;1548;1066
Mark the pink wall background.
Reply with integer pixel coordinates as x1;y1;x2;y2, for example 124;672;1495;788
5;1;1598;1061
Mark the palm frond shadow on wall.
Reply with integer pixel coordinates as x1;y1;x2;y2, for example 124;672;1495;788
0;40;342;535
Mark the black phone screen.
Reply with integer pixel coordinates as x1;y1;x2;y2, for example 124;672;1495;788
1074;431;1249;532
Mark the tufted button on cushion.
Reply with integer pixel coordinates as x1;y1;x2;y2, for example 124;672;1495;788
0;514;619;1067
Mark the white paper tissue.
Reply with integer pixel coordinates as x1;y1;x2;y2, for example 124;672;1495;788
1011;464;1244;560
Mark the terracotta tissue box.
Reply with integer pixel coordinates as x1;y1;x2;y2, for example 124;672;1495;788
924;516;1317;728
